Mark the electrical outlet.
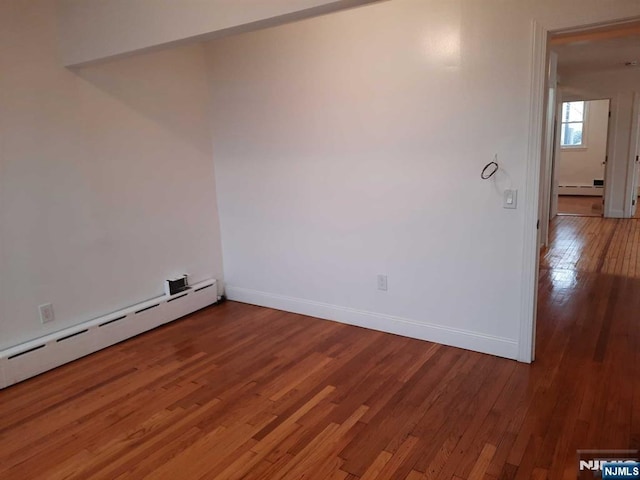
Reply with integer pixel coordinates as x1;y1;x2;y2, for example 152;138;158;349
39;303;55;324
377;275;388;291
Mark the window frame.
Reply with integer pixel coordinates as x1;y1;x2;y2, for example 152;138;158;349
560;100;588;150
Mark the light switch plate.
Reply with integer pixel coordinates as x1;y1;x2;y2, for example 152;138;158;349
503;189;517;209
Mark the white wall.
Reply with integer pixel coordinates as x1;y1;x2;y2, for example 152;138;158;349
561;69;640;217
0;0;223;350
557;99;609;189
58;0;382;66
4;0;640;360
206;0;640;359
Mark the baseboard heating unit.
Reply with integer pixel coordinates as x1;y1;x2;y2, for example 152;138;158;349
557;184;603;196
0;279;218;389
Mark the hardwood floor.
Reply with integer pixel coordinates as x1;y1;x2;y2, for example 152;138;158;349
542;215;640;277
1;216;639;479
557;195;603;217
557;195;640;218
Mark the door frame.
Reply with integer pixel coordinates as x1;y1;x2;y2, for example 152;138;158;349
519;17;640;363
518;20;546;363
549;95;563;220
626;93;640;217
538;50;558;248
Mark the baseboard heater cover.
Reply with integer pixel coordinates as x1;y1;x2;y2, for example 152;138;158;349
0;279;218;389
557;185;604;196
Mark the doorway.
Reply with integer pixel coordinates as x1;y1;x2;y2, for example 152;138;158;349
555;98;610;217
521;17;640;363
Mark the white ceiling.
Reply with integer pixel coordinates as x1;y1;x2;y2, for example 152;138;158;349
553;32;640;77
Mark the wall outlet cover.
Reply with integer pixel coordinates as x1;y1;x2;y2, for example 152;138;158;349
39;303;55;324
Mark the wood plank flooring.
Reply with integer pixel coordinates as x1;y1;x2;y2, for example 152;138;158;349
557;195;603;217
557;195;640;218
541;215;640;277
1;215;639;479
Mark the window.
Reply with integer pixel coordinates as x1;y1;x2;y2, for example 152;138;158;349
560;101;586;148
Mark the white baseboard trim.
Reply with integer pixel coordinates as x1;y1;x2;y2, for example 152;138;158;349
608;209;625;218
0;279;219;389
226;286;519;360
557;186;603;196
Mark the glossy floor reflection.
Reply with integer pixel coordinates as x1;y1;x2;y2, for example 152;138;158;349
541;215;640;278
534;215;640;477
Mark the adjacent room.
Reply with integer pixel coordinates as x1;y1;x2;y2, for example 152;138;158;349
550;25;640;219
556;99;609;216
1;1;639;479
